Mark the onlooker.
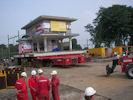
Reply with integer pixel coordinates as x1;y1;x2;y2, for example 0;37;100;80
15;72;29;100
51;70;60;100
38;69;50;100
29;70;39;100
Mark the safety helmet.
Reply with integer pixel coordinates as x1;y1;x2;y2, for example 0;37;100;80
85;87;96;96
114;52;117;55
38;69;43;74
51;70;57;75
123;54;126;56
21;72;27;77
31;70;36;75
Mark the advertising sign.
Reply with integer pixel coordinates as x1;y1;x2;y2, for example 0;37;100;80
19;42;32;54
50;21;66;32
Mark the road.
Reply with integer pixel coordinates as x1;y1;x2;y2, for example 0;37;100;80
35;61;133;100
0;60;133;100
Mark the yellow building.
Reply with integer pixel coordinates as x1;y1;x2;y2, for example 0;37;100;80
88;47;112;57
112;46;133;56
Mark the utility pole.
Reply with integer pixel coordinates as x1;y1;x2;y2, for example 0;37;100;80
18;30;20;39
87;39;89;49
8;30;20;58
8;35;10;57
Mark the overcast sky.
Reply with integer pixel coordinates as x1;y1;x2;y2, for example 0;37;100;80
0;0;133;48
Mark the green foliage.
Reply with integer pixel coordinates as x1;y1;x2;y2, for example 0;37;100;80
72;38;82;50
85;5;133;47
0;44;18;59
84;47;89;50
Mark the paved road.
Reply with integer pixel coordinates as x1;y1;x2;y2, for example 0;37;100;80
1;60;133;100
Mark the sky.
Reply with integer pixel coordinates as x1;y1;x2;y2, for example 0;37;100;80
0;0;133;48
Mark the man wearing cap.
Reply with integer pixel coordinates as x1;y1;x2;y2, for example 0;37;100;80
38;69;50;100
15;72;29;100
28;70;39;100
51;70;60;100
82;87;96;100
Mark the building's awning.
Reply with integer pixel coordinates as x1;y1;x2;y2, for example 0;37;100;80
22;15;77;29
17;33;79;42
32;33;79;40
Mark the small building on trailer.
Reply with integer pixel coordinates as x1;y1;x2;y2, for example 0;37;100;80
15;15;91;67
18;15;79;53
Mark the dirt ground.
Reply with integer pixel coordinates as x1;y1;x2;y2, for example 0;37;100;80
1;59;133;100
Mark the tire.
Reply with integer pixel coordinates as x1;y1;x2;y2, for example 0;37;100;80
125;65;133;79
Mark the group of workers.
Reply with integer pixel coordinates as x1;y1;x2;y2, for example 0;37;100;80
15;69;60;100
14;69;97;100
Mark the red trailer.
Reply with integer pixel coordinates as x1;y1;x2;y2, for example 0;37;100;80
15;51;92;67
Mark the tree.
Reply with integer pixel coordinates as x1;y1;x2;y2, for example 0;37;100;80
85;5;133;47
72;38;82;50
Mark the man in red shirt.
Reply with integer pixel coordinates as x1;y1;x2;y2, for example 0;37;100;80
15;72;29;100
28;70;39;100
51;70;60;100
38;69;50;100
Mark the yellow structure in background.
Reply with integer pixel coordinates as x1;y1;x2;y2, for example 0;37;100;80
0;70;7;91
112;47;123;55
88;48;106;57
50;21;66;32
89;46;133;57
112;46;133;56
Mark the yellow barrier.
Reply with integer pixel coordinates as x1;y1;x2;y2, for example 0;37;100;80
0;70;7;91
88;48;105;57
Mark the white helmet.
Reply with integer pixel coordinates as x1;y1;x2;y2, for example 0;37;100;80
114;52;117;55
123;54;126;56
21;72;27;77
31;70;36;75
38;69;43;74
51;70;57;75
85;87;96;96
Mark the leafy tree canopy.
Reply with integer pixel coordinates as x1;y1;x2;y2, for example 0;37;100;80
85;5;133;47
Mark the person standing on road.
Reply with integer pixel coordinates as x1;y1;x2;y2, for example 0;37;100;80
29;70;39;100
38;69;50;100
51;70;60;100
15;72;29;100
81;87;96;100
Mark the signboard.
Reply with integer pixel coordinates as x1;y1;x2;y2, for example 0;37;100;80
28;24;43;36
19;42;32;54
42;23;50;28
50;21;66;32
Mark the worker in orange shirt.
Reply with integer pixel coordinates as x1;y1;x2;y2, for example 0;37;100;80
15;72;29;100
38;69;50;100
51;70;60;100
28;70;39;100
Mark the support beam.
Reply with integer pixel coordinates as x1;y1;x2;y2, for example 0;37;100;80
37;40;40;52
32;42;34;53
69;37;72;51
60;39;63;50
44;37;48;52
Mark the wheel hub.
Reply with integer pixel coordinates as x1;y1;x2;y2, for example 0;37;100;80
128;68;133;77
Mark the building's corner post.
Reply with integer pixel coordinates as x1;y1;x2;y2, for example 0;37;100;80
69;37;72;51
44;37;48;52
60;39;63;50
37;40;40;52
32;41;34;53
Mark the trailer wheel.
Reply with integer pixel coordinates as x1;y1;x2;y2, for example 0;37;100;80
125;65;133;79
